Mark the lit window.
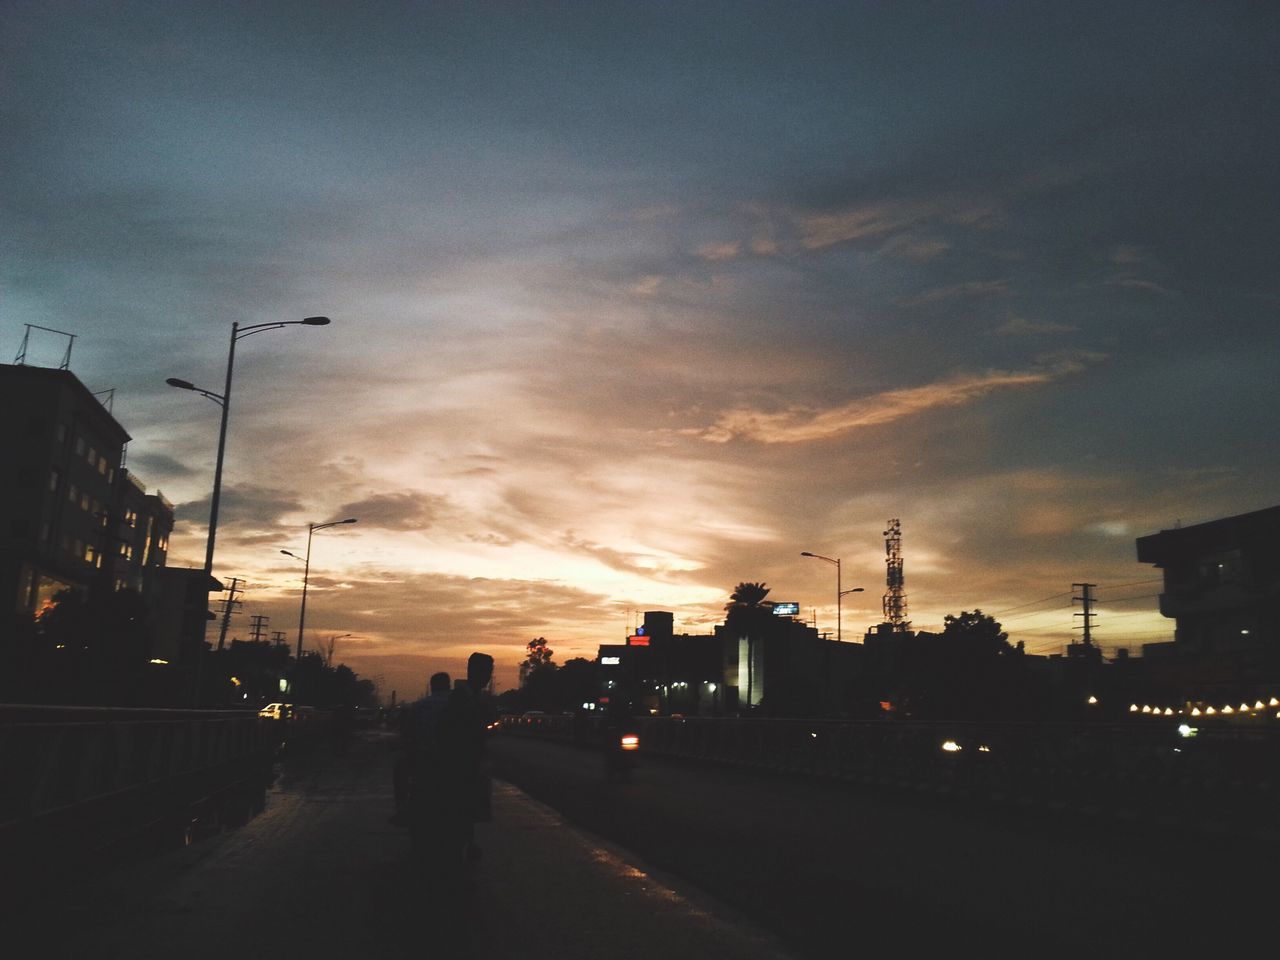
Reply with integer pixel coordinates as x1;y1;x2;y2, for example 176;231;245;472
49;467;61;492
68;483;78;503
87;445;96;465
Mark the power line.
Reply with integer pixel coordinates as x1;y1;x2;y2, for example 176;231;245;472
1095;577;1163;590
1098;593;1161;604
990;592;1073;616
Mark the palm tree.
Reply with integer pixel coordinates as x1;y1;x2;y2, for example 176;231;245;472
726;581;771;610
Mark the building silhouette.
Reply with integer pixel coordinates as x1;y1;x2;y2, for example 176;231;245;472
1136;505;1280;702
1;363;216;684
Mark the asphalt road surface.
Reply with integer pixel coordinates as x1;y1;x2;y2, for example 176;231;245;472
15;729;794;960
488;731;1277;958
13;727;1274;960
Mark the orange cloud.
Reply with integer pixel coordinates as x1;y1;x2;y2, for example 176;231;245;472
699;358;1093;444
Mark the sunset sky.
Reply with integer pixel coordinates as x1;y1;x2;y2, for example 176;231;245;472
5;1;1277;698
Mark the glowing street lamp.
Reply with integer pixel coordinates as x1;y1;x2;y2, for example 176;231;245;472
282;518;357;661
801;551;862;642
167;316;330;576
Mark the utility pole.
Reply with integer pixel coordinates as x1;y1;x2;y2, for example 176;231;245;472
216;577;243;650
270;630;287;647
1072;582;1097;647
249;613;269;643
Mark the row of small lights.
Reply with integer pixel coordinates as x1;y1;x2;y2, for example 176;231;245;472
1128;696;1280;718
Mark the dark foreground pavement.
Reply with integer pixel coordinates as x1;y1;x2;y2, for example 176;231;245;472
16;729;794;960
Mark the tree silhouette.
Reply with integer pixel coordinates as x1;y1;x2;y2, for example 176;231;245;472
941;609;1012;656
524;636;555;670
726;581;771;610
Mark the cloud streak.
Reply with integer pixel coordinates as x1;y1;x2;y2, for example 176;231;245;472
698;357;1096;444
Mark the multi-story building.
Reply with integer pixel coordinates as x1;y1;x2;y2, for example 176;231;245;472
1;362;133;615
1136;505;1280;700
1;362;210;666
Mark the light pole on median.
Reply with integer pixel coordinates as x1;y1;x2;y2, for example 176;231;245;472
282;518;357;662
801;552;862;642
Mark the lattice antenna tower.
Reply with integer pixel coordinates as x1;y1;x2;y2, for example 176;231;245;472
882;518;909;631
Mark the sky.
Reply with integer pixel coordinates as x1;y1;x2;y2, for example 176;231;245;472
4;1;1278;699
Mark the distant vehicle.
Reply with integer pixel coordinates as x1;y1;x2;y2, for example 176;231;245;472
604;729;641;781
259;703;292;721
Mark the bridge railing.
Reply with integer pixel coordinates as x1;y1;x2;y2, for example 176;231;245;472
0;704;278;878
499;713;1280;830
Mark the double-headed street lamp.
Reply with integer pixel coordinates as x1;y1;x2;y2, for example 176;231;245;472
282;518;357;661
167;316;331;576
801;551;863;642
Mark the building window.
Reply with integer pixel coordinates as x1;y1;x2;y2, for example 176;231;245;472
68;483;78;504
87;445;96;465
75;436;85;456
124;508;137;527
49;466;61;493
1200;550;1244;586
56;423;68;443
98;456;108;475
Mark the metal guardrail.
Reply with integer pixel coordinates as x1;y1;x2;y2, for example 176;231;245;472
500;714;1280;835
0;704;278;876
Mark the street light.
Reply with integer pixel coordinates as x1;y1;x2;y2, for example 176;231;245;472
282;518;357;661
167;316;331;576
801;552;862;642
325;633;354;667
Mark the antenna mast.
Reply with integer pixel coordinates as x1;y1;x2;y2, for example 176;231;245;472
882;518;909;632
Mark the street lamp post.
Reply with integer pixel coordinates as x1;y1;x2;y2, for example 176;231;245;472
282;518;357;661
167;316;331;576
801;552;863;642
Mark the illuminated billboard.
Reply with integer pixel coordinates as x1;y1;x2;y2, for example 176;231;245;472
771;602;800;616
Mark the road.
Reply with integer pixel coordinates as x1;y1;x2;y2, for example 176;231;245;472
14;729;793;960
12;727;1273;959
488;731;1276;957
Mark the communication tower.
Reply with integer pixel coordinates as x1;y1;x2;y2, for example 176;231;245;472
882;518;909;631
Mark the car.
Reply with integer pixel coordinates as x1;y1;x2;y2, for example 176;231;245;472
258;703;292;721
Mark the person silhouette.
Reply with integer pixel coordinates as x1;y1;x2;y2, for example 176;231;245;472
438;653;496;860
390;671;451;827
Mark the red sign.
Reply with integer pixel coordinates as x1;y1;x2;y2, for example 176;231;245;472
627;635;649;646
